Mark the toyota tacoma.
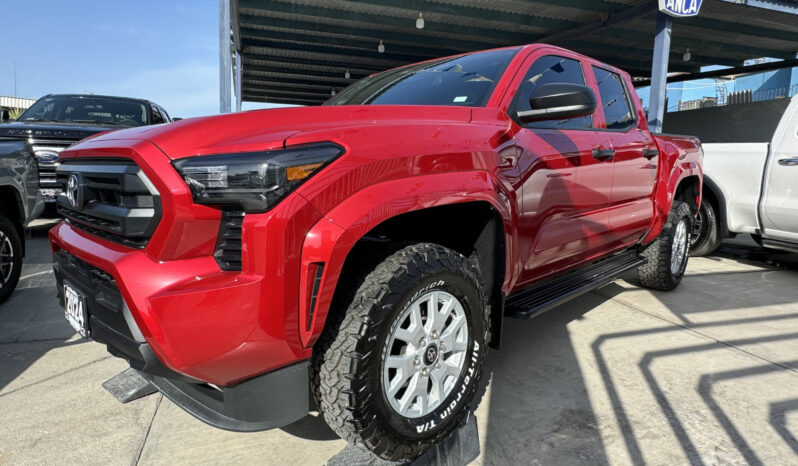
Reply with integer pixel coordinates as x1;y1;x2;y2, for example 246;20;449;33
49;45;702;461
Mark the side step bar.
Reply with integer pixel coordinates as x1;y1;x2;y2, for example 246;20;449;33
761;238;798;254
506;252;645;319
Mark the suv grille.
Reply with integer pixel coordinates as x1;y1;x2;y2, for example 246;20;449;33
56;159;161;248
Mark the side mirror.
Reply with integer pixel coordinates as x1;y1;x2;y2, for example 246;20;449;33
516;83;597;123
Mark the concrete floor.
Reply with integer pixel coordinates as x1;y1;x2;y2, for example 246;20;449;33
1;225;797;465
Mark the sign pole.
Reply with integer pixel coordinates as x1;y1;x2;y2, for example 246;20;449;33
648;11;672;133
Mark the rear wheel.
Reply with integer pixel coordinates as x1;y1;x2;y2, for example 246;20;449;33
312;243;488;461
637;201;693;291
690;199;721;257
0;214;23;305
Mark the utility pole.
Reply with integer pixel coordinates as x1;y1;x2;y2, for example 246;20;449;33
14;60;17;97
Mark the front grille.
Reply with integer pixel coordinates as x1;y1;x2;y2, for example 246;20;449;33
32;143;70;201
215;208;244;271
56;159;161;248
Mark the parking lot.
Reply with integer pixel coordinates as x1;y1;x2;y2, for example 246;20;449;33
1;222;797;465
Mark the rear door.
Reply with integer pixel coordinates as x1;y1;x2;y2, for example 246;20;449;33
503;52;615;285
760;96;798;242
590;65;658;247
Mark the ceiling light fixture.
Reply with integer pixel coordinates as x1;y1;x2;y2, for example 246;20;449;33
378;40;385;53
416;12;425;29
344;69;351;79
683;48;692;62
331;88;337;96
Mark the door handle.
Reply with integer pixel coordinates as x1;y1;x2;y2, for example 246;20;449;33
778;158;798;166
642;149;659;160
592;149;615;161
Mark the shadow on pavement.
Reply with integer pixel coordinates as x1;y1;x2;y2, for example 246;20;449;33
482;294;609;465
0;223;75;394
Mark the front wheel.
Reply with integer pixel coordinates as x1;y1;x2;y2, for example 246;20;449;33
312;243;488;461
637;201;693;291
0;214;23;305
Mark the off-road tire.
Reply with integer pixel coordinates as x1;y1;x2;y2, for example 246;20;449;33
0;214;23;305
311;243;489;462
690;199;721;257
637;201;693;291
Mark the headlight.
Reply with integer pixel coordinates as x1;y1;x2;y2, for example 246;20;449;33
172;142;344;212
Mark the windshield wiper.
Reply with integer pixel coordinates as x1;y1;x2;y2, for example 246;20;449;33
70;119;126;126
22;118;59;123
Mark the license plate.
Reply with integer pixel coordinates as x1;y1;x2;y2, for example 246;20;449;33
64;282;89;338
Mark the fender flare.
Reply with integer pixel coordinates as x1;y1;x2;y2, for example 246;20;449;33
701;175;732;239
296;170;514;348
643;160;702;244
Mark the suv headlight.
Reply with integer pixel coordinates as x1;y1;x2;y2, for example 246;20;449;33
172;142;344;212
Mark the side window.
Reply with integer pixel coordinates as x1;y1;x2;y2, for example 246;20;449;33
151;106;165;125
592;67;635;130
509;55;592;130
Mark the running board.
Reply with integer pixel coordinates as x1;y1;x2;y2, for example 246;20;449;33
761;239;798;254
506;252;645;319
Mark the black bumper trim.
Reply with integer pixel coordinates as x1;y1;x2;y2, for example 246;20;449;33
142;361;310;432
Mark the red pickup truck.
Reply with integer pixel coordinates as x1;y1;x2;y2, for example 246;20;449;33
50;44;702;461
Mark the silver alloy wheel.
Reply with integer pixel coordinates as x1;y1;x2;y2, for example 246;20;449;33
0;232;12;287
671;219;689;275
381;290;469;418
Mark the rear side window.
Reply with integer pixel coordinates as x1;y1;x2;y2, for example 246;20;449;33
592;67;635;129
509;55;592;130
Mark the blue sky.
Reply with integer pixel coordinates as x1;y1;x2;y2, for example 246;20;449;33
0;0;265;118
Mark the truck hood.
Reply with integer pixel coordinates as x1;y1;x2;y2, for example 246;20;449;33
82;105;473;159
0;120;121;142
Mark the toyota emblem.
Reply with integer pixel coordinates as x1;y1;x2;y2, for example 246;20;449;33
66;174;81;209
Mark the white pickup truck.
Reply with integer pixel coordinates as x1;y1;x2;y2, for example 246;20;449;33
668;94;798;255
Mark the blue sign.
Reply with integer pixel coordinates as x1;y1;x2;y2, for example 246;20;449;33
659;0;703;17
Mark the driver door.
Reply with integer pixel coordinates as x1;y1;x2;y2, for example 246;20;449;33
505;52;615;286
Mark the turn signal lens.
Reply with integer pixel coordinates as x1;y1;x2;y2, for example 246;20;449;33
286;163;324;181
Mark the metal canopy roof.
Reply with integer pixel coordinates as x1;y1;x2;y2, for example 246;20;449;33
231;0;798;106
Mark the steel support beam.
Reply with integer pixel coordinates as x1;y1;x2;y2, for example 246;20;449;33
219;0;232;114
538;1;657;44
648;12;672;134
235;51;242;112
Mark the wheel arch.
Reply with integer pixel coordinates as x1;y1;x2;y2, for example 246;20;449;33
701;175;732;239
0;185;25;256
298;172;513;351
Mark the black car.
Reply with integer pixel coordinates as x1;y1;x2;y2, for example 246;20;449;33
0;94;173;208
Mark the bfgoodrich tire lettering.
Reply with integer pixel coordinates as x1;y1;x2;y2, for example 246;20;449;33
312;243;488;461
637;201;693;291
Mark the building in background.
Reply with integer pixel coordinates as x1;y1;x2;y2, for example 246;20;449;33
637;63;798;115
0;96;36;122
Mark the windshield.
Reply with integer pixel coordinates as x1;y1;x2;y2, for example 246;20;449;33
325;48;519;107
19;96;149;127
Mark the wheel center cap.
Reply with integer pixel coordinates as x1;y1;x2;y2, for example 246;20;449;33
423;344;439;366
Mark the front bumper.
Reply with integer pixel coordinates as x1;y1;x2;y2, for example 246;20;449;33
51;231;312;431
49;221;309;386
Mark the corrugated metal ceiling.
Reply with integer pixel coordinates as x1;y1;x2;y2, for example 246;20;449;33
234;0;798;105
